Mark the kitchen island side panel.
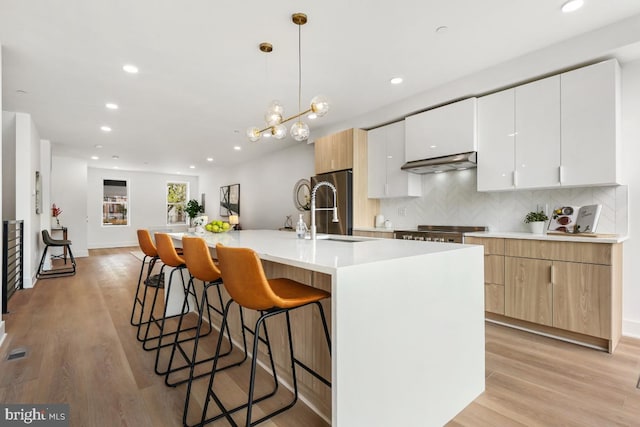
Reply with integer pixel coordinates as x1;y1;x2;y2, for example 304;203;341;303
333;245;485;426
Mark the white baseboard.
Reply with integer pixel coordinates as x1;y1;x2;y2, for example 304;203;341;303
88;241;138;249
623;318;640;339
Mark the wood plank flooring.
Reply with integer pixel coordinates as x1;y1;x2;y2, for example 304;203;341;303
1;247;639;426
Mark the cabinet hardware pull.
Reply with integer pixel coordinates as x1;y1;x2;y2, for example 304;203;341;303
513;170;518;187
384;183;389;196
550;264;555;284
559;166;564;184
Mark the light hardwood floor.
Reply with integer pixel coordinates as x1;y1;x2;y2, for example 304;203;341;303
1;247;639;426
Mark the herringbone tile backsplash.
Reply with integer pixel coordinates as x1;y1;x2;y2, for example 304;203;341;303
379;170;627;234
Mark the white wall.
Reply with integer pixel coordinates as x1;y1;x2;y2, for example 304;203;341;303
51;156;89;257
198;143;315;230
2;112;15;221
85;167;198;248
620;59;640;337
0;43;4;344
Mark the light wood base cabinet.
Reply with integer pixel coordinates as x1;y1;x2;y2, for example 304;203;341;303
466;236;622;352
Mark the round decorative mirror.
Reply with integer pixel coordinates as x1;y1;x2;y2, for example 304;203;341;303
293;179;311;211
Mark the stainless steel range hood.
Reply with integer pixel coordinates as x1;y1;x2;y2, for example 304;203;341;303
401;152;477;174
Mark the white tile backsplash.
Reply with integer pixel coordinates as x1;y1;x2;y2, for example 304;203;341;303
379;170;627;234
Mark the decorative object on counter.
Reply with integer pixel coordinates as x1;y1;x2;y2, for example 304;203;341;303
384;219;393;229
296;214;308;239
219;184;240;217
548;204;601;233
228;214;240;230
283;215;293;229
185;199;204;228
524;210;549;234
375;214;385;228
293;179;311;211
192;215;208;234
205;219;233;233
246;13;329;143
51;203;63;227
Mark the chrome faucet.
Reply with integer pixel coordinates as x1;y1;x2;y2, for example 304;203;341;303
310;181;339;240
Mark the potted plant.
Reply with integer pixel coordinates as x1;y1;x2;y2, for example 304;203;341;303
524;210;549;234
185;199;203;227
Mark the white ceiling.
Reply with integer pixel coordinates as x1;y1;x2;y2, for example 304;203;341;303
2;1;640;175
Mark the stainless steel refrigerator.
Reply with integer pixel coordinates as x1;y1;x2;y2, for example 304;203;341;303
311;170;353;235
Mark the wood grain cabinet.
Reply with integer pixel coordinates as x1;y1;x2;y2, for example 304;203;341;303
466;237;505;315
313;128;379;228
466;236;622;352
314;128;355;174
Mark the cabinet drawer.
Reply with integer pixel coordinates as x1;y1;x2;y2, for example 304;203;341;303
485;254;504;285
505;239;612;265
466;237;505;255
485;283;505;315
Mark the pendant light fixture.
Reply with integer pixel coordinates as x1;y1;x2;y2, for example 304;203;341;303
247;13;329;142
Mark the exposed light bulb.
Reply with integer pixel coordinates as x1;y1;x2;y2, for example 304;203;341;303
246;127;261;142
272;124;287;139
310;95;329;117
290;121;310;141
561;0;584;13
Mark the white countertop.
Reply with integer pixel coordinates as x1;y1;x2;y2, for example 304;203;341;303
172;229;472;275
465;231;627;244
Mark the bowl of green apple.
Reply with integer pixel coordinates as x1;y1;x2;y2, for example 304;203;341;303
205;220;233;233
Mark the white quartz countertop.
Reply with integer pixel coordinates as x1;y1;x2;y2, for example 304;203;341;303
465;231;627;244
171;229;473;275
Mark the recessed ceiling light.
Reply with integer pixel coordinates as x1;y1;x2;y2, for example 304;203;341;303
122;64;139;74
308;113;318;120
113;166;119;169
206;157;214;162
435;26;448;34
233;146;242;151
91;156;99;160
112;155;119;160
16;89;27;95
100;126;112;132
189;165;196;169
105;103;119;110
390;77;403;85
94;144;103;149
561;0;584;13
429;145;437;149
263;132;272;138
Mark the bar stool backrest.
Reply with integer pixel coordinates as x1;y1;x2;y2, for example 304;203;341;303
155;233;185;267
215;244;282;311
182;236;222;282
137;229;158;258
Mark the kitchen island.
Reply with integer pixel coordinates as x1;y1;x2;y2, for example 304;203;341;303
169;230;484;426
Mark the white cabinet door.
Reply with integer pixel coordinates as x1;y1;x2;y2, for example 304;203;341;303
368;122;421;198
561;59;620;186
515;75;561;189
405;98;477;161
367;126;387;198
477;89;516;191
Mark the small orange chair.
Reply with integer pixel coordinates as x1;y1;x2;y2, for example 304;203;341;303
131;230;162;329
192;243;331;427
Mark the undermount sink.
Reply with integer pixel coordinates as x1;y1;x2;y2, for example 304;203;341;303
326;236;372;243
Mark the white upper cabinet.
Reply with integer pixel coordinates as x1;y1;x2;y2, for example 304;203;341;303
368;121;421;198
405;98;477;162
515;76;561;189
478;59;620;192
560;59;620;187
477;89;516;191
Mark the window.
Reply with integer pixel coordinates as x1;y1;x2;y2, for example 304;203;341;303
103;179;129;226
167;182;188;225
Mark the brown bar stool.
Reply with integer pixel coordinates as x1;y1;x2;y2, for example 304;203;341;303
36;230;76;279
169;237;248;401
131;229;162;328
192;243;331;427
141;233;201;367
